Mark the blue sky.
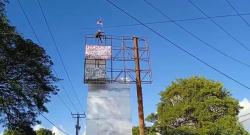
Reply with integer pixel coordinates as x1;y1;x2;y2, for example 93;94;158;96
2;0;250;134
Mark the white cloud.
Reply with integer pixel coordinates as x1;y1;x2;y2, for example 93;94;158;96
33;124;67;135
82;126;86;135
33;124;44;131
239;98;250;132
0;131;3;135
52;126;65;135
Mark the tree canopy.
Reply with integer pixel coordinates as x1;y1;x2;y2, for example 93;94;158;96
145;77;248;135
132;126;156;135
3;128;54;135
0;0;58;133
36;128;54;135
3;128;36;135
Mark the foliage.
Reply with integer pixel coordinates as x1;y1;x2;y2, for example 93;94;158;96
3;129;20;135
148;77;249;135
3;127;36;135
36;128;54;135
2;128;54;135
146;113;158;124
132;126;156;135
0;0;58;133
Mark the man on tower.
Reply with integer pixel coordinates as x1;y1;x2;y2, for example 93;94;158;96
95;30;104;42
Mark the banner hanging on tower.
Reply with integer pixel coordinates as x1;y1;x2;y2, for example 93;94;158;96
85;45;111;59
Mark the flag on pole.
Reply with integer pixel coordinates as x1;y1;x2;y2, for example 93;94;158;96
96;19;103;26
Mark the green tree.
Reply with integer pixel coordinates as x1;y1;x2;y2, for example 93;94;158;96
3;127;36;135
132;126;156;135
36;128;54;135
149;77;248;135
132;127;140;135
0;0;58;133
3;130;19;135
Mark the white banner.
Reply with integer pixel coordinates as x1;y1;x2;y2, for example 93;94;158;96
85;45;111;59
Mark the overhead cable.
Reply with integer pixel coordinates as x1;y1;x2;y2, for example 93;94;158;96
104;0;250;90
143;0;250;68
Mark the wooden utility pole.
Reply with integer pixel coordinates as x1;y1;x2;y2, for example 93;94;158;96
133;37;145;135
72;113;86;135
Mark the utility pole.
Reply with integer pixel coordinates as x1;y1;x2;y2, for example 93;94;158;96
72;113;86;135
133;37;145;135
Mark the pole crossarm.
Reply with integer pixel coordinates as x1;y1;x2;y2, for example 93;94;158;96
72;113;86;135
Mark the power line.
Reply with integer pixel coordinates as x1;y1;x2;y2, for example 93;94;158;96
57;94;72;114
82;13;250;30
143;0;250;68
240;117;250;123
238;113;250;123
17;0;41;44
53;71;78;114
53;70;79;112
104;0;250;90
60;83;79;112
187;0;250;52
35;0;84;111
239;112;250;118
40;113;70;135
225;0;250;29
17;0;78;114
